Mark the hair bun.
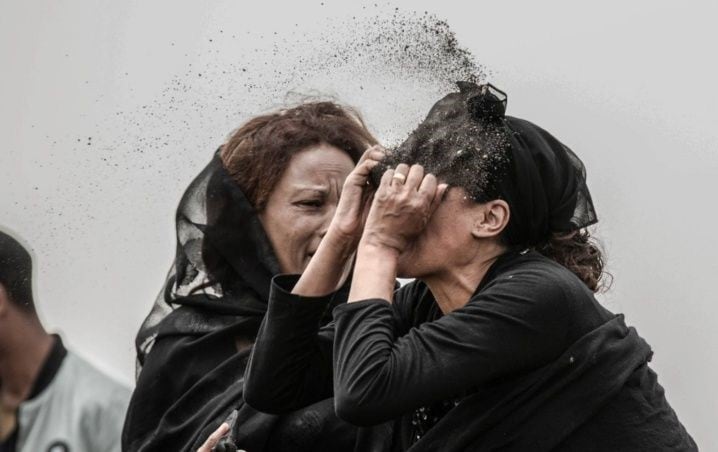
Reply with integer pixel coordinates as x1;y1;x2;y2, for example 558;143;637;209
466;83;507;122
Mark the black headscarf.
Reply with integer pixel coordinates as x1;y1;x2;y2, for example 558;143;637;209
123;150;351;452
376;81;597;248
133;149;279;368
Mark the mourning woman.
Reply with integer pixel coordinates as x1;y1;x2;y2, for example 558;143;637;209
122;101;382;451
244;83;697;451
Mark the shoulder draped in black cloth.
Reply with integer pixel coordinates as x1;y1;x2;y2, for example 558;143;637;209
122;150;354;452
245;83;697;451
248;253;697;452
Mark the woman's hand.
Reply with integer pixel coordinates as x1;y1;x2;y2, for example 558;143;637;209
361;164;448;255
197;423;245;452
346;164;447;304
327;145;385;248
291;146;384;297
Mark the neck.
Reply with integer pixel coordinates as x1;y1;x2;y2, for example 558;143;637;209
423;244;507;314
0;315;53;407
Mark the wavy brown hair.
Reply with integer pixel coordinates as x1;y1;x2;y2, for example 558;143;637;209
536;229;610;292
220;101;378;211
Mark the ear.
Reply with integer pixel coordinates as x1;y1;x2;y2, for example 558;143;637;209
470;200;510;239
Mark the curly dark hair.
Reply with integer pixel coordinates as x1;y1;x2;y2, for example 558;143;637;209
536;229;611;292
220;101;378;211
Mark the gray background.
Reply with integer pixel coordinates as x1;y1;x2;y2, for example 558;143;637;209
1;0;716;448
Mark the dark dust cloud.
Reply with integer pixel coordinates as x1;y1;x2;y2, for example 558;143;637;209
38;8;487;262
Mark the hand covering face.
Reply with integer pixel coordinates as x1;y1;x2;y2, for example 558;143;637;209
374;81;597;248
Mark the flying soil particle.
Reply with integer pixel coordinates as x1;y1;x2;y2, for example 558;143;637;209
49;7;489;249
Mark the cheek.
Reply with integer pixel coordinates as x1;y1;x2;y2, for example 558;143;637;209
286;212;321;242
270;210;325;252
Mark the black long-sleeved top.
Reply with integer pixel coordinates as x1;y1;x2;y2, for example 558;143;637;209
245;250;697;451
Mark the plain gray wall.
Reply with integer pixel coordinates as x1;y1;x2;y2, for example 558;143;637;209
1;0;716;448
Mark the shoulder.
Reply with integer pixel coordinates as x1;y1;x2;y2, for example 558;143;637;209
471;252;592;313
61;352;131;416
491;251;587;291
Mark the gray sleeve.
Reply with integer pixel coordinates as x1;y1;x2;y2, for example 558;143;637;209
81;378;131;452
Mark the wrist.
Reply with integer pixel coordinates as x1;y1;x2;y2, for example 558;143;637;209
357;235;401;264
324;226;360;258
358;230;403;259
349;239;399;303
293;230;353;297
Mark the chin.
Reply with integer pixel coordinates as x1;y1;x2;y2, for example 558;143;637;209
396;243;447;280
396;253;425;279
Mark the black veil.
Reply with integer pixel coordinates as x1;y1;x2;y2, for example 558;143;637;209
134;149;279;369
125;150;348;452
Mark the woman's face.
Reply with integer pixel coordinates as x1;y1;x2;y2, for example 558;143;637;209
395;187;482;278
260;143;355;274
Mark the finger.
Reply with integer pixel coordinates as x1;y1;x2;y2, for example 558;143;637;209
353;157;381;178
377;168;395;196
364;144;385;153
391;163;410;186
394;163;409;176
369;145;387;161
429;183;449;214
418;173;438;199
359;145;387;163
405;164;425;191
198;423;229;452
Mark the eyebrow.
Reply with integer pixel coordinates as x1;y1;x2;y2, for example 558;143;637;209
291;186;329;196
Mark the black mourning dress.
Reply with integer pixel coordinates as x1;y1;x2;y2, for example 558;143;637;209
122;152;356;452
244;250;697;451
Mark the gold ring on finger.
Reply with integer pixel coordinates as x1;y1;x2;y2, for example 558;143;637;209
392;173;407;184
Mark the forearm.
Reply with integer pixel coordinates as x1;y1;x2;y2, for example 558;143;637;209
332;300;407;425
293;229;355;297
347;239;399;303
332;270;570;426
244;276;335;413
332;301;465;426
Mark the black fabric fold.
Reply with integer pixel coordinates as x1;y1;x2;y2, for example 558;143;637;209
409;315;662;451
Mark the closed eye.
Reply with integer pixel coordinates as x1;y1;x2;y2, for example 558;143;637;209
296;199;323;208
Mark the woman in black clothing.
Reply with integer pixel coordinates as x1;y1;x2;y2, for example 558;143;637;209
244;83;697;451
122;101;382;452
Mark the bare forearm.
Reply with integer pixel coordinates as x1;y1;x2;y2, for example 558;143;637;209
292;229;355;297
348;240;398;303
